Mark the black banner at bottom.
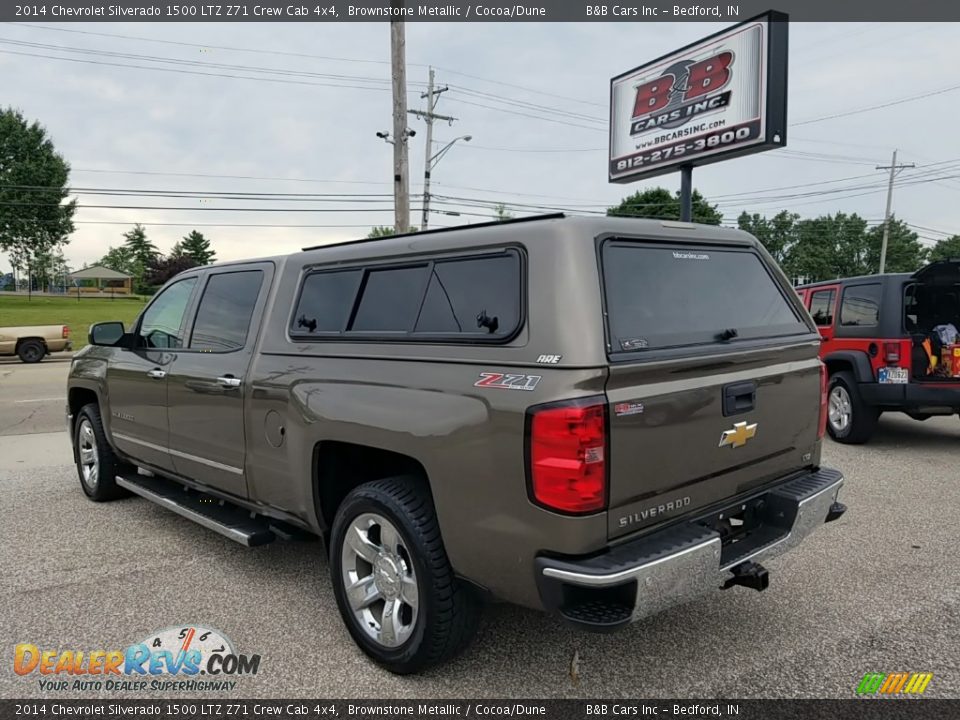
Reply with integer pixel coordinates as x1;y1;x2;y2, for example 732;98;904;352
2;700;957;720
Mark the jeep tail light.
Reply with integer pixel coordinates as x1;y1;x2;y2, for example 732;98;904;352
818;363;828;440
62;325;70;339
528;400;607;514
884;341;900;365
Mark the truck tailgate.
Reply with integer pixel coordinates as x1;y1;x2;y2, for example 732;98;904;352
605;346;822;539
597;239;821;540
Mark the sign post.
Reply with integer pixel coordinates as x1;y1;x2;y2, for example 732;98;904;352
609;11;789;221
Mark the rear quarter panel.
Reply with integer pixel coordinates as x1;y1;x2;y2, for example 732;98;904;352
246;355;609;608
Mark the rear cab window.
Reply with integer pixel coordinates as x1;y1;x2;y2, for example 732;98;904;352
290;249;522;343
600;241;808;354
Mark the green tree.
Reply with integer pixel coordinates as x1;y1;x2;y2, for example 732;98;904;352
0;108;76;297
179;229;216;265
98;244;135;275
865;218;926;273
367;225;416;238
122;224;158;291
32;245;69;292
928;235;960;263
143;254;199;289
737;210;799;269
787;213;869;284
607;187;722;225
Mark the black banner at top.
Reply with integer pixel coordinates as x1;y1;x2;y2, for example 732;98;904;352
2;0;958;22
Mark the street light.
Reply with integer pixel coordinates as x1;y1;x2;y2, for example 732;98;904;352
422;135;471;231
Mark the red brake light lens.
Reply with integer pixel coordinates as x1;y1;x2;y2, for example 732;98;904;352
62;326;70;339
528;401;607;514
818;363;828;440
884;341;900;365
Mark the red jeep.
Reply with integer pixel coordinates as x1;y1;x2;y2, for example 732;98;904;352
797;259;960;443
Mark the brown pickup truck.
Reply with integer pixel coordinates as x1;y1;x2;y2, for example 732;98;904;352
0;324;72;363
67;215;846;674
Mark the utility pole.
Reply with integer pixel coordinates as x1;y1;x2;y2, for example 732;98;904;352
876;149;915;274
409;67;456;231
390;19;410;234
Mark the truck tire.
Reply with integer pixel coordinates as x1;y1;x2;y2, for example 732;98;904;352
17;339;45;364
330;476;480;674
74;403;132;502
827;371;879;444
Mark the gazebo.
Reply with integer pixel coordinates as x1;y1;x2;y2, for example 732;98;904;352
68;265;133;295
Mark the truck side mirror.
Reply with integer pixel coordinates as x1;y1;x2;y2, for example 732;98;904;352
88;321;126;347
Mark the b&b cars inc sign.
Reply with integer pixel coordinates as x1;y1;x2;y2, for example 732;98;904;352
609;11;788;183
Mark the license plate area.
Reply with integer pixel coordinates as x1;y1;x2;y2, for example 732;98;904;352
878;366;909;384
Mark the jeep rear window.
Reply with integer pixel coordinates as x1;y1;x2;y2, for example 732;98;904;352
601;242;806;352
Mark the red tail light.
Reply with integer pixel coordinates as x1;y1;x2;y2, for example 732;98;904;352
62;326;70;339
884;341;900;365
528;400;607;514
818;363;829;440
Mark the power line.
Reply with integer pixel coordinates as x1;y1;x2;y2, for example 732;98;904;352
0;37;398;86
446;85;605;125
72;220;385;228
792;81;960;126
10;21;608;109
70;167;391;186
443;96;607;132
0;47;406;93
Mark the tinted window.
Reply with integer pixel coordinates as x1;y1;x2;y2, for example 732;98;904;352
293;270;363;333
139;278;197;349
840;284;881;327
808;289;836;327
352;266;429;332
190;271;264;351
602;244;806;351
415;255;520;336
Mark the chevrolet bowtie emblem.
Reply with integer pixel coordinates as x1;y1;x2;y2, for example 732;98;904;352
718;421;758;449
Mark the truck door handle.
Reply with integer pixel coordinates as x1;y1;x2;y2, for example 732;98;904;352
722;380;757;416
146;369;166;379
217;375;242;388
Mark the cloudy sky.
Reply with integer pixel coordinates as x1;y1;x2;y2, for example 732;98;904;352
1;20;959;271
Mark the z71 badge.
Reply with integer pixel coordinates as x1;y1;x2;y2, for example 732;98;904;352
474;372;541;391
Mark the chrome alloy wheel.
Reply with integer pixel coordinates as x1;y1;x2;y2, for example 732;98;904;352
77;418;100;490
340;512;419;648
828;385;852;434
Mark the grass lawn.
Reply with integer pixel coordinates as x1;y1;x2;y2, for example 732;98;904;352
0;295;146;349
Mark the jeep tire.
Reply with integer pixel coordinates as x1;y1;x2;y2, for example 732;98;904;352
74;403;132;501
330;477;480;674
827;371;879;444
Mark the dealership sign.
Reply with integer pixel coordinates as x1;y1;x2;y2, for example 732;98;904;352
609;11;788;183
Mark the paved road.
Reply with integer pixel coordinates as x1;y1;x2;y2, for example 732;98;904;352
1;361;958;699
0;355;71;437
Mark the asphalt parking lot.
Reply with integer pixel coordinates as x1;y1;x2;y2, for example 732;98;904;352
1;358;958;699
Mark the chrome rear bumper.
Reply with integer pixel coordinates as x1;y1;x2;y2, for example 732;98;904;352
536;468;845;630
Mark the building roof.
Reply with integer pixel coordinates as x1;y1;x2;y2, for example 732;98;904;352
68;265;132;280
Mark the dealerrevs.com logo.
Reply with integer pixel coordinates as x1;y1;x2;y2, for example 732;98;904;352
14;625;261;692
